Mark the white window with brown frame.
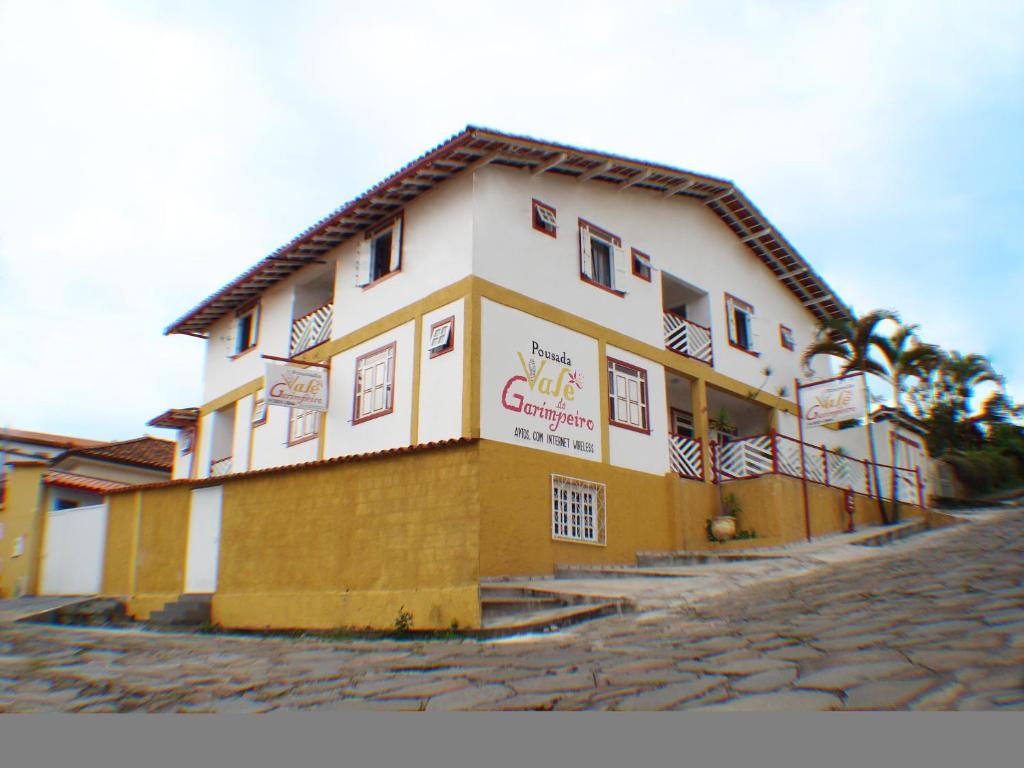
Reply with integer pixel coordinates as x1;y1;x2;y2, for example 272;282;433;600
670;408;694;438
229;303;259;358
353;343;396;424
579;219;628;295
356;214;403;288
427;316;455;359
607;358;650;434
631;248;652;282
725;293;758;355
779;324;796;351
532;199;557;237
252;390;268;427
287;407;320;445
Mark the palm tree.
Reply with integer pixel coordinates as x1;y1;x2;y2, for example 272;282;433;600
940;352;1001;421
802;309;897;524
876;324;941;514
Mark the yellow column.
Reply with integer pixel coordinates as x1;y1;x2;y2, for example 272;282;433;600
598;340;610;464
690;377;713;485
462;290;482;439
410;313;423;445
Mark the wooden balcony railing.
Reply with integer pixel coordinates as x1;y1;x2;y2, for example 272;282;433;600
209;456;233;477
291;303;333;356
663;311;713;365
669;434;705;480
709;431;924;505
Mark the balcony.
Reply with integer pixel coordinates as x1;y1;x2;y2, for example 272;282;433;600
209;456;233;477
291;303;333;356
663;311;713;365
711;431;923;504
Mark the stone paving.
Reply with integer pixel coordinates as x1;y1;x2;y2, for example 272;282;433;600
0;507;1022;712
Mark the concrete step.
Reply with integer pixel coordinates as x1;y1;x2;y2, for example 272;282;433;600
26;597;128;626
852;520;928;547
636;550;790;567
554;564;703;580
481;596;565;621
148;593;212;627
477;601;627;636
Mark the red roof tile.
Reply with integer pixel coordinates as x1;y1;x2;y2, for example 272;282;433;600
0;427;105;451
62;436;175;471
44;470;131;494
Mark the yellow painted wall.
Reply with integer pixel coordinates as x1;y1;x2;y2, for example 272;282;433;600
477;440;678;576
703;474;924;549
214;442;481;630
103;442;482;630
0;463;47;598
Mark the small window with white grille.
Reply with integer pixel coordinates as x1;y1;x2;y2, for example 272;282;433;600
354;342;396;424
427;316;455;358
608;359;650;433
551;475;606;545
532;199;557;237
288;408;320;445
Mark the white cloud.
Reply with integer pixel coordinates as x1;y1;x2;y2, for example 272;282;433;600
0;0;1021;438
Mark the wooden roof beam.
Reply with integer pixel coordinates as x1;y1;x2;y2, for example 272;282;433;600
663;178;695;197
803;294;834;308
741;227;773;243
704;187;737;206
577;160;613;183
619;169;653;190
531;152;567;175
777;266;809;280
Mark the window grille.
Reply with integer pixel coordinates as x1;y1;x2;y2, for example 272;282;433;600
551;475;606;545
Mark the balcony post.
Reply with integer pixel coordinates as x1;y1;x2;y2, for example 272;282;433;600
690;376;713;485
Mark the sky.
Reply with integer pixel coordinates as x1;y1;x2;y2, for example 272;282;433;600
0;0;1021;441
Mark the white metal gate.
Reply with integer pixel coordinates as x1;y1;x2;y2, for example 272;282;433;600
40;503;108;595
185;485;223;593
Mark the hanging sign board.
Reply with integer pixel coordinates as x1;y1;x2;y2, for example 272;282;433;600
799;374;866;427
264;363;328;412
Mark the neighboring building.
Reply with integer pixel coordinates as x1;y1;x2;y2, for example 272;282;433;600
102;127;928;630
146;408;199;480
0;434;173;597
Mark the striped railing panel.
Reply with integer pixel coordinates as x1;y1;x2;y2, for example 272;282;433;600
291;303;333;356
663;312;713;365
669;435;704;480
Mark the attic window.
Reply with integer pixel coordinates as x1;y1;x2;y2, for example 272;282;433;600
631;249;652;281
779;324;795;351
532;199;557;237
233;304;259;356
357;215;403;287
428;316;455;358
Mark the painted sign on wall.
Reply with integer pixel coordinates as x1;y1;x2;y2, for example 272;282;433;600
481;299;601;461
264;363;328;412
800;374;866;427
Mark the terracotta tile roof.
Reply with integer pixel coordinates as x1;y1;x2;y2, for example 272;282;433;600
44;470;131;494
107;437;477;494
62;436;176;471
147;407;200;430
165;126;850;337
0;427;105;451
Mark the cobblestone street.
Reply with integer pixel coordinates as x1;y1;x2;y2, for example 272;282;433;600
1;508;1022;712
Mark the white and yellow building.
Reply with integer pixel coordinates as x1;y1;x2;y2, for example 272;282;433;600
109;127;927;631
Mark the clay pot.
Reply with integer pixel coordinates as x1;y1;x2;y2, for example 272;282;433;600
710;515;737;542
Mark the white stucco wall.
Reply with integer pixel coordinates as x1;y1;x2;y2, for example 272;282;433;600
196;412;214;479
417;299;465;445
324;321;416;458
606;344;670;475
471;164;832;398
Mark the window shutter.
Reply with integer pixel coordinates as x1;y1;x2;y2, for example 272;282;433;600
612;244;628;292
355;240;370;287
389;218;402;272
725;298;737;344
221;330;236;358
579;227;594;279
748;310;760;352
